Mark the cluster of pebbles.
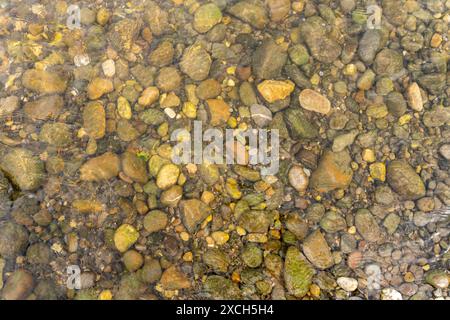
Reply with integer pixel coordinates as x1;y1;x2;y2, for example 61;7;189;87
0;0;449;300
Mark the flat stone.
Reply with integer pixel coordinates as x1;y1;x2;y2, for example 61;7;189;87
310;150;353;193
302;230;334;269
387;160;426;200
206;99;231;126
299;89;331;115
83;101;106;139
22;69;67;94
228;1;268;29
79;152;121;181
257;80;294;103
407;82;423;112
284;246;314;298
180;44;211;81
355;209;383;242
0;148;44;191
179;199;212;233
24;95;63;121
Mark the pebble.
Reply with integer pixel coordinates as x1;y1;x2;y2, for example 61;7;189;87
206;99;231;126
1;269;34;300
102;59;115;77
369;162;386;182
337;277;358;292
24;95;63;121
257;80;295;103
439;144;450;160
87;78;113;100
80;152;120;182
381;288;403;300
250;104;272;128
228;1;268;29
310;150;353;193
252;39;287;79
355;209;383;243
299;89;331;115
0;221;29;258
193;3;222;33
114;224;139;253
83;101;105;139
123;250;144;272
121;152;149;184
0;148;44;191
156;164;180;190
387;160;426;200
160;266;191;290
0;96;19;117
179;199;211;233
302;230;334;269
143;210;168;233
22;69;67;94
407;83;423;112
138;87;160;106
180;44;212;81
288;165;309;193
117;96;132;119
284;246;314;298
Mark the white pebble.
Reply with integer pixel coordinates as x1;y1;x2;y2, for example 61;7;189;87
74;54;90;67
337;277;358;292
164;108;176;119
381;288;403;300
102;59;116;78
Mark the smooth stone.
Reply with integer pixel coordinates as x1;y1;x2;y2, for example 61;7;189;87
288;165;309;193
407;82;423;112
160;266;191;290
39;123;72;147
252;39;287;79
302;230;334;269
337;277;358;292
121;152;148;184
0;96;19;117
114;224;139;253
250;104;272;128
83;101;105;139
156;164;180;190
143;210;168;233
206;99;231;126
228;1;268;29
87;78;113;100
79;152;121;181
1;269;34;300
355;209;383;242
0;221;29;258
193;3;222;33
387;160;426;200
299;89;331;115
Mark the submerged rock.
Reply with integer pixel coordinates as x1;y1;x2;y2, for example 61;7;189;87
284;246;314;298
0;148;44;191
387;160;426;200
310;150;353;193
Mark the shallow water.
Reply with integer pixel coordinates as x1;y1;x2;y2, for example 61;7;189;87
0;0;449;300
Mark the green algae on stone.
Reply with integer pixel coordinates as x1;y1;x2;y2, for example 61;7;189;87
284;246;314;298
114;224;139;253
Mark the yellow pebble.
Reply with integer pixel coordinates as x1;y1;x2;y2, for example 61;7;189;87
247;233;268;243
236;226;247;236
343;64;357;76
310;284;321;298
206;236;215;246
226;66;236;75
370;162;386;182
183;251;193;262
231;271;241;283
211;231;230;245
310;74;320;86
398;114;412;126
180;231;190;242
348;226;356;234
362;149;376;163
227;116;238;128
182;101;197;119
201;191;215;205
99;290;113;300
422;264;430;271
404;272;415;283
